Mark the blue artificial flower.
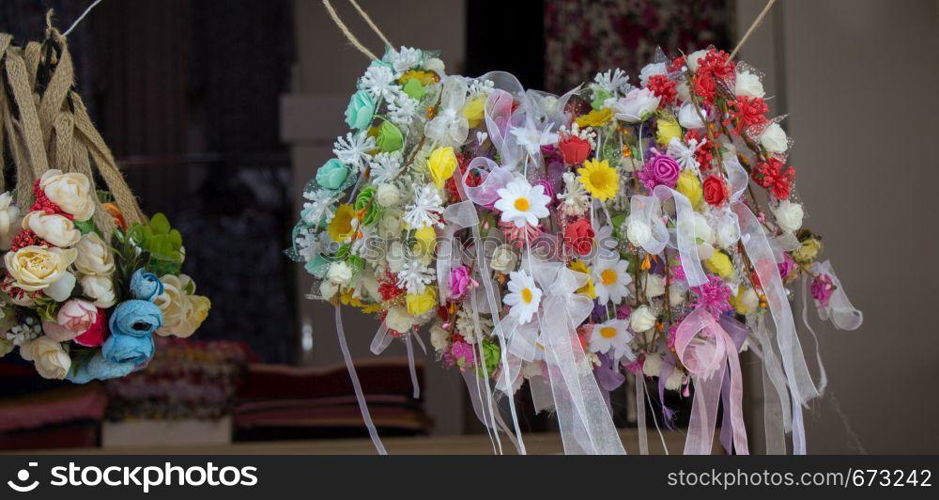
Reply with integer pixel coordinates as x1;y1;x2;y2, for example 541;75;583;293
102;300;163;365
130;268;164;301
67;352;136;384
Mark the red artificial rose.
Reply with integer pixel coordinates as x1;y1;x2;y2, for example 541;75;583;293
564;218;595;256
558;135;592;165
74;308;108;348
702;175;728;206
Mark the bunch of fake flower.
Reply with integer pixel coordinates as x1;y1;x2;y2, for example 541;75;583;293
288;46;860;435
0;170;210;382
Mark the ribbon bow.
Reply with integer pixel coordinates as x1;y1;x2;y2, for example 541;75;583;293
674;308;749;455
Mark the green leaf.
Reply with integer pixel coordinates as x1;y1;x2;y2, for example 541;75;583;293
167;229;183;249
73;218;96;235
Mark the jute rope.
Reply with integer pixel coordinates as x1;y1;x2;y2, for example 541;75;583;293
0;22;145;237
730;0;778;60
347;0;393;49
322;0;378;61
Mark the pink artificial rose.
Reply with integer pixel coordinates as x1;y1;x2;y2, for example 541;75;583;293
811;274;834;307
448;265;476;299
639;150;680;190
42;299;98;342
74;308;108;347
778;253;797;281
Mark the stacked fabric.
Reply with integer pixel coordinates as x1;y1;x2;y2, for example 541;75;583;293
233;360;429;441
0;362;104;449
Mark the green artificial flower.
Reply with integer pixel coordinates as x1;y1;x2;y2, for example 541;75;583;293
591;89;613;110
376;121;404;152
479;339;501;377
344;91;377;130
354;187;382;226
127;213;184;276
402;79;426;101
315;158;352;191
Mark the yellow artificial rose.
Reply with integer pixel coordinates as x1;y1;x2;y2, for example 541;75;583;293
730;287;760;315
575;108;613;128
39;169;96;221
4;246;77;292
462;95;487;128
406;286;437;316
704;251;734;279
154;274;211;338
791;238;822;264
676;170;703;208
20;336;70;380
74;232;116;276
428;146;458;189
656;116;682;146
327;204;358;243
413;225;437;255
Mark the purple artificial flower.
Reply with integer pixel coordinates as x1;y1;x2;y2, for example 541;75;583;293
811;274;835;307
448;265;476;299
638;149;681;190
778;253;797;280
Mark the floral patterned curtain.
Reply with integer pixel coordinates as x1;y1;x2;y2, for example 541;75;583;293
545;0;731;93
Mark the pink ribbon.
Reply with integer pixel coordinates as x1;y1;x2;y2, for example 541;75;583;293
674;308;749;455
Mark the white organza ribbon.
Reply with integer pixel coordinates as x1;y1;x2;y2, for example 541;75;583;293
627;195;669;255
653;186;708;287
811;260;864;331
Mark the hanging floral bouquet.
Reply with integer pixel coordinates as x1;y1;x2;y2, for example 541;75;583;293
0;173;210;383
0;28;210;384
288;44;862;455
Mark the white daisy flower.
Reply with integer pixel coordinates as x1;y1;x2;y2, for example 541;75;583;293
592;257;632;305
403;183;444;229
588;319;635;361
333;131;375;169
358;63;400;101
493;179;550;229
503;270;542;324
510;122;559;156
368;151;404;184
396;260;434;294
387;46;422;73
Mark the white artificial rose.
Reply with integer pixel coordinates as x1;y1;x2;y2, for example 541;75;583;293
39;170;96;221
386;241;407;273
489;244;518;273
375;183;401;207
22;211;81;248
429;324;450;352
687;50;709;71
80;275;117;308
319;280;338;300
4;246;77;292
378;211;403;238
677;102;705;129
644;274;666;300
0;192;21;250
734;70;765;98
716;218;741;248
154;274;210;338
696;242;715;261
423;57;446;76
773;200;804;232
677;81;691;102
664;369;685;390
692;213;714;244
327;261;353;285
612;88;660;123
20;335;70;380
74;232;115;276
626;219;652;247
642;352;663;377
639;62;667;86
737;288;760;315
45;271;76;302
668;281;687;306
759;123;789;153
629;305;657;332
385;306;416;333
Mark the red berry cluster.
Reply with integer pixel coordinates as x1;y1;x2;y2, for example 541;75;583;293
752;157;795;200
647;74;677;107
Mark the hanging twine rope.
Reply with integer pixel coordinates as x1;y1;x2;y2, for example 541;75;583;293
0;17;145;236
322;0;378;60
730;0;778;60
347;0;393;49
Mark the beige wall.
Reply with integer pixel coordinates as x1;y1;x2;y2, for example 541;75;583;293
738;0;939;453
283;0;467;435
